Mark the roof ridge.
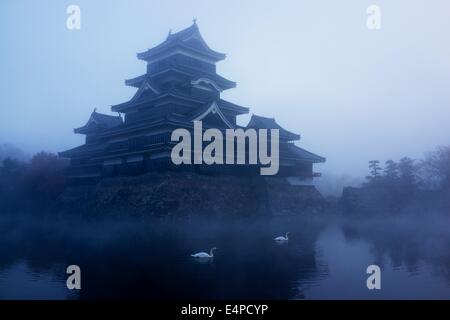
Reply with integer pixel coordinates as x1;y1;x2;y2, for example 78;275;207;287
137;22;225;62
251;114;275;121
168;21;198;39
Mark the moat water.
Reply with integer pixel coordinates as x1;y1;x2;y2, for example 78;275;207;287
0;213;449;299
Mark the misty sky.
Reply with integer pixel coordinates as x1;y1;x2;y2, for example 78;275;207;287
1;0;449;177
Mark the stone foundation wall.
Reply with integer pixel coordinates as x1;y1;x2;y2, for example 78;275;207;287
57;172;326;218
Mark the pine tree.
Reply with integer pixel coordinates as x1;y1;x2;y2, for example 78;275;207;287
367;160;382;181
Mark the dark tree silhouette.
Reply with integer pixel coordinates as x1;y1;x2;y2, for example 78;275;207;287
398;157;416;187
366;160;382;182
421;146;450;191
10;152;67;209
1;157;20;175
384;160;399;181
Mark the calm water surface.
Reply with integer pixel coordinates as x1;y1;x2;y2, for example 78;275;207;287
0;213;449;299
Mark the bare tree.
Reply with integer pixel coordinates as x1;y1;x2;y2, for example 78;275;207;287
420;146;450;190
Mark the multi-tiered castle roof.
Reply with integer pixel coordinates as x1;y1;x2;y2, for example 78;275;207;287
59;22;324;183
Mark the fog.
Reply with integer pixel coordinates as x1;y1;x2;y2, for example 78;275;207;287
1;0;450;179
1;211;449;299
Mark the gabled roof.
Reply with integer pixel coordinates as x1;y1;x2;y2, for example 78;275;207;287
246;115;300;141
190;101;234;128
129;79;160;102
191;77;224;92
286;144;326;163
74;111;123;135
137;22;226;62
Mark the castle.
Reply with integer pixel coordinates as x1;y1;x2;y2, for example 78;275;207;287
59;22;325;184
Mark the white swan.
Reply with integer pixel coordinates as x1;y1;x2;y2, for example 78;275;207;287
274;232;289;242
191;247;217;259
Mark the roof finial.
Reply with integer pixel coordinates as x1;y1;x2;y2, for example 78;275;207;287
193;18;197;25
93;107;97;113
168;28;172;37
